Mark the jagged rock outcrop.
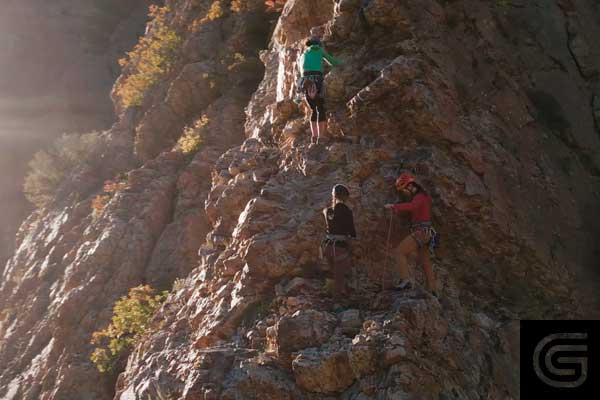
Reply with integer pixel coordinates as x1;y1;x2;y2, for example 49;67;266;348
1;0;600;399
0;1;274;398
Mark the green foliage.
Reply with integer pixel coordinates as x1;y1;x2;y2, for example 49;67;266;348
191;0;229;31
91;177;129;219
206;1;225;21
230;0;264;12
227;52;247;71
116;6;182;108
90;285;168;373
265;0;287;13
230;0;286;13
177;115;208;155
24;132;102;208
91;194;111;219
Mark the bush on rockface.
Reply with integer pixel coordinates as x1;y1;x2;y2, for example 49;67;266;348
24;132;103;209
265;0;287;13
115;6;182;108
90;285;168;373
91;176;129;219
230;0;286;14
191;0;229;32
177;115;208;155
231;0;263;12
205;1;226;20
227;52;247;70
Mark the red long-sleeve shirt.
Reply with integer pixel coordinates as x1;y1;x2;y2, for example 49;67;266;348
392;192;432;223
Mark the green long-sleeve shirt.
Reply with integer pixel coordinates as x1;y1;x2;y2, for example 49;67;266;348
300;45;342;73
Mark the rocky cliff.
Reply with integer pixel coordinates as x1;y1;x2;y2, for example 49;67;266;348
1;0;600;399
0;0;149;265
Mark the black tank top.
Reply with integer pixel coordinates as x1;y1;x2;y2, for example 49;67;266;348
325;203;356;238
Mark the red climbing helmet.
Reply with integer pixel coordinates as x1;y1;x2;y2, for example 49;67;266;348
395;172;416;190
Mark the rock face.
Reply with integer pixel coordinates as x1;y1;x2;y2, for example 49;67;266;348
0;0;273;398
1;0;600;399
0;0;150;266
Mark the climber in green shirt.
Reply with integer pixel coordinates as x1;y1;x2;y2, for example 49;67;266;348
299;36;342;145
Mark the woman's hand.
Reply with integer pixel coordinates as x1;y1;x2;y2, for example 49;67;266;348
384;204;394;210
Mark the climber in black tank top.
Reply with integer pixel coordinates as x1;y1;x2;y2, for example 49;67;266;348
321;184;356;310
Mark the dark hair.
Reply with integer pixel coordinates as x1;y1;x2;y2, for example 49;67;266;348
305;36;321;47
332;184;350;207
408;181;425;194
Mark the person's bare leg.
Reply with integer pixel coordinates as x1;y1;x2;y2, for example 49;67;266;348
318;121;327;140
395;235;417;281
419;247;436;292
310;121;318;140
306;96;318;142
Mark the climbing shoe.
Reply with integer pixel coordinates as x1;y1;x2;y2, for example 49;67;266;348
310;136;318;145
317;136;330;146
393;280;412;291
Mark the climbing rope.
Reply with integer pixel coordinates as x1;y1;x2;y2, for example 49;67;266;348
382;209;394;292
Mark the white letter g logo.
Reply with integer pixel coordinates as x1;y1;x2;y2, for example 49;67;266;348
533;333;588;388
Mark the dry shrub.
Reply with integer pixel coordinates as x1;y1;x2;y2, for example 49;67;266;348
116;6;182;108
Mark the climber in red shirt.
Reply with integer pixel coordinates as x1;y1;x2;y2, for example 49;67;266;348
384;173;438;297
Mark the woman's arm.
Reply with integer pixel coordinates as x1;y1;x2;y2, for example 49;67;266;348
392;201;416;212
385;195;421;213
321;48;342;67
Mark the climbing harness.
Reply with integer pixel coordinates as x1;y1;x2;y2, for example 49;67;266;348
320;234;349;260
429;228;440;256
324;234;351;248
298;72;325;98
307;81;318;99
382;210;394;292
410;221;439;256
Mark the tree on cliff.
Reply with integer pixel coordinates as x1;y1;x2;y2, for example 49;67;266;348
23;132;103;208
